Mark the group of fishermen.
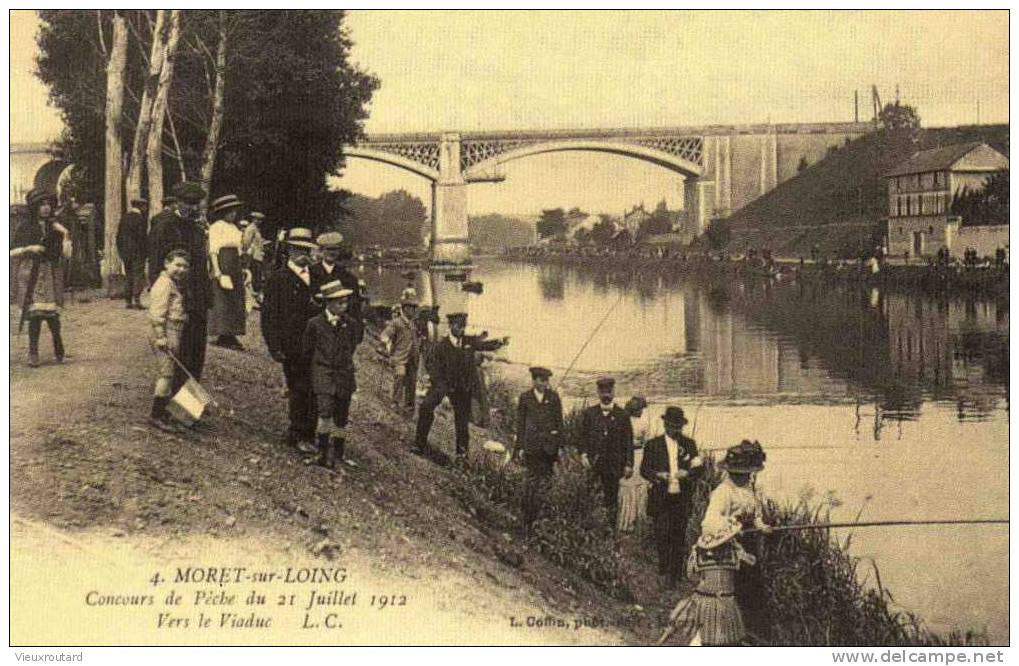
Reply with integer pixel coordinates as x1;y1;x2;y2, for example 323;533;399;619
511;369;704;590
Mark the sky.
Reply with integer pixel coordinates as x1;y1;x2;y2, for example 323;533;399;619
11;10;1010;216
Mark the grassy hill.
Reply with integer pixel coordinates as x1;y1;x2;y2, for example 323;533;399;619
725;125;1009;258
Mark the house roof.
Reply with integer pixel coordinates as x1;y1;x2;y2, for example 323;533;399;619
884;142;1000;177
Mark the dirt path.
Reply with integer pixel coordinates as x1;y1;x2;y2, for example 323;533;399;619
10;298;638;646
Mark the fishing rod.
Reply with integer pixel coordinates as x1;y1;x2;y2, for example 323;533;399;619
555;291;626;391
742;518;1008;536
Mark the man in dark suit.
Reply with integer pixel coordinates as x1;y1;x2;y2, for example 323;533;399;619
310;231;364;332
147;182;209;387
513;366;563;525
261;228;320;452
514;366;564;476
640;405;704;589
116;197;148;309
577;377;634;524
414;312;506;459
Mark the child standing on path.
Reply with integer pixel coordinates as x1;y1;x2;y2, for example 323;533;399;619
303;281;363;468
148;250;191;430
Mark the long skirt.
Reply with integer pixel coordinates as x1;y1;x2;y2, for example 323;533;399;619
670;568;744;646
208;248;246;337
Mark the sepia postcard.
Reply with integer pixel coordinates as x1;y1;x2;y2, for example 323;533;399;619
8;8;1010;655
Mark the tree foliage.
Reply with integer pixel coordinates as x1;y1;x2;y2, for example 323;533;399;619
878;101;921;132
36;10;378;224
339;189;428;247
536;207;567;240
951;170;1009;226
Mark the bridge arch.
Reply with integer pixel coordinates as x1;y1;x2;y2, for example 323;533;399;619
462;139;705;181
344;146;440;182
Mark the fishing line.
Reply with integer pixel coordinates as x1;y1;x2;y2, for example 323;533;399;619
742;518;1008;535
555;291;627;391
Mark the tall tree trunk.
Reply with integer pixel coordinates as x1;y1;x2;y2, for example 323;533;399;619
199;11;228;210
125;10;165;202
146;9;182;216
102;13;129;296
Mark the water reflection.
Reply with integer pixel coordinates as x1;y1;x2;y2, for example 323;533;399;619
361;260;1008;424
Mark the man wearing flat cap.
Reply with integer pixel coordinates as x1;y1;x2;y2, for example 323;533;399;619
147;181;210;387
261;227;321;452
117;197;149;309
640;405;704;589
414;311;506;459
311;230;364;326
577;376;634;524
380;291;422;413
514;366;564;524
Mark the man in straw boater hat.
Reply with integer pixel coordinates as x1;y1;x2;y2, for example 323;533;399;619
303;280;363;468
577;376;634;525
512;366;563;526
147;181;210;387
116;197;149;309
207;194;248;350
414;311;506;461
380;289;422;414
640;405;704;589
261;227;320;452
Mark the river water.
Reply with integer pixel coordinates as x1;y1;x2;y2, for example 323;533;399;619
359;257;1009;643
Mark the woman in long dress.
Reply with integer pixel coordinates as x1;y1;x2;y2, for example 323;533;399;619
11;189;72;367
667;440;772;646
207;195;247;349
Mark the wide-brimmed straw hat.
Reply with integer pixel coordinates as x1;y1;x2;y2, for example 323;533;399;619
319;280;353;300
718;439;766;473
210;194;244;216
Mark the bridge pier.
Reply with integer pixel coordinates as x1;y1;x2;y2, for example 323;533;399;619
430;133;471;266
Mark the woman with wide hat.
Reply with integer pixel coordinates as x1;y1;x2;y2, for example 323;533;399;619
11;188;72;367
666;439;772;646
207;194;247;349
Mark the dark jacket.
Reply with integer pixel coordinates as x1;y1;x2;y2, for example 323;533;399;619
147;210;209;312
261;266;317;360
640;433;702;518
577;404;634;476
302;311;362;396
426;335;504;395
516;389;564;457
116;209;148;262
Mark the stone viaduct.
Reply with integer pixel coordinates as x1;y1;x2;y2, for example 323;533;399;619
10;122;871;263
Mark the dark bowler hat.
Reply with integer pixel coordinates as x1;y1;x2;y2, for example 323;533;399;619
285;227;318;248
25;188;57;209
596;376;615;390
719;439;766;473
161;195;177;206
130;197;148;208
319;280;353;300
529;366;552;380
661;406;688;426
210;194;244;216
171;181;206;204
446;312;468;325
316;231;345;248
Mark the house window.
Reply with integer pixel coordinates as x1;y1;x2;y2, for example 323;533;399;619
933;171;940;187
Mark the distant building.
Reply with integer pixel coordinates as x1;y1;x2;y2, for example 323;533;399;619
621;203;650;236
884;142;1008;258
